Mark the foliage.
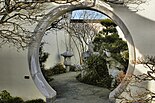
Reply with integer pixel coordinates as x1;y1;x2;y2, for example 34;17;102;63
0;0;46;49
77;54;113;88
0;90;13;101
24;99;45;103
77;18;128;89
63;10;104;64
43;63;76;77
39;42;49;70
0;90;45;103
115;56;155;103
0;97;24;103
48;63;66;76
41;63;66;79
69;65;77;72
101;19;117;28
93;19;129;70
0;0;148;49
39;42;51;82
39;43;67;82
0;0;79;49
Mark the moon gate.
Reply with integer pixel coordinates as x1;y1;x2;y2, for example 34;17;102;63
28;1;136;102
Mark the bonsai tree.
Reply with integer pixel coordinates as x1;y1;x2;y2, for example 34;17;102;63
77;54;113;88
93;19;129;71
77;19;128;89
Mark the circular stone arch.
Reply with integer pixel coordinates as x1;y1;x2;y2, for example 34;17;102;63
28;1;136;103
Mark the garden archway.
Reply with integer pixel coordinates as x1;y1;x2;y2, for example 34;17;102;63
28;1;136;102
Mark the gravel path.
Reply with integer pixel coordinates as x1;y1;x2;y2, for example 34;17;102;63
49;72;111;103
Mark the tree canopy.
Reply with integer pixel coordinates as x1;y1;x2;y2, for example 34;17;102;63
93;18;129;70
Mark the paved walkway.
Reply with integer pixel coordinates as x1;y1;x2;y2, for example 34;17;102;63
49;72;111;103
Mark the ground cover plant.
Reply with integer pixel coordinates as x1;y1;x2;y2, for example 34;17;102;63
0;90;45;103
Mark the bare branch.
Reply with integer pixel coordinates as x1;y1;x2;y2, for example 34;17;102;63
116;55;155;102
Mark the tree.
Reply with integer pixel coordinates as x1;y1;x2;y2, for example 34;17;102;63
93;19;129;71
76;18;128;89
115;56;155;103
0;0;45;49
61;10;104;64
0;0;148;49
76;53;113;88
0;0;79;49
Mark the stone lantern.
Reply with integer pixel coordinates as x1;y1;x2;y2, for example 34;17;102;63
61;51;73;72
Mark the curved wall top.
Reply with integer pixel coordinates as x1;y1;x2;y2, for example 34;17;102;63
28;1;136;102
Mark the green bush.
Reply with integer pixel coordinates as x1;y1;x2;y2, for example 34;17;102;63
41;63;66;82
0;90;23;103
6;97;24;103
77;54;113;89
69;65;76;72
0;90;45;103
42;63;66;78
25;99;45;103
50;63;66;75
0;90;13;101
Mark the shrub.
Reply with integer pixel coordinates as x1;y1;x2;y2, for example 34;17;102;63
6;97;24;103
0;90;13;101
25;99;45;103
49;63;66;75
42;63;66;78
41;63;66;82
0;90;23;103
0;90;45;103
69;65;76;72
77;54;113;89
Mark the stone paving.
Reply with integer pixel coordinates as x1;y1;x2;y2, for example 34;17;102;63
49;72;111;103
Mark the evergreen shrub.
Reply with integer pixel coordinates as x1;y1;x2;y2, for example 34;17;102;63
77;54;113;89
0;90;45;103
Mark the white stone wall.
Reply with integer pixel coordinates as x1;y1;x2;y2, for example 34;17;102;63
42;29;81;69
0;46;45;100
0;0;155;101
112;0;155;102
0;3;56;101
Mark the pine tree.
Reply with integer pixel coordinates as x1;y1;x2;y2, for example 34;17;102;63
93;19;129;71
77;19;129;89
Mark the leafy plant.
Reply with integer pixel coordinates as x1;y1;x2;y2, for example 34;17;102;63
69;65;77;72
114;56;155;103
25;99;45;103
77;19;128;89
47;63;66;76
5;97;24;103
93;19;129;71
0;90;45;103
39;42;51;82
77;54;113;88
0;90;13;101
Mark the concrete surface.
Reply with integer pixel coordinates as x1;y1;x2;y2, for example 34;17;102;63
49;72;111;103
